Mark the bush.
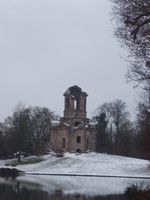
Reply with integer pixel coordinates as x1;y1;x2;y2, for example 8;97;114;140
125;183;150;200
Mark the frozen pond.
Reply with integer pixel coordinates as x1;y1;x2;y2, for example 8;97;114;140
0;175;150;200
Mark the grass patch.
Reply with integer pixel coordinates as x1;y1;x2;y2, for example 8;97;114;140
6;157;44;166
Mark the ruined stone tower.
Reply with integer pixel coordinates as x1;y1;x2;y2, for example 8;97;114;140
50;86;96;153
62;85;89;126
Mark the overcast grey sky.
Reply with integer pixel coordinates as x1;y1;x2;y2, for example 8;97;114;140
0;0;136;121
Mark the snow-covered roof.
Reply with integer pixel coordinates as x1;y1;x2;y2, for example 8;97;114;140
51;120;60;127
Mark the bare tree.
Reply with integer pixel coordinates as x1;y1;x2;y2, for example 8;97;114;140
111;100;132;155
111;0;150;83
11;104;32;162
30;106;54;154
94;99;133;155
136;84;150;159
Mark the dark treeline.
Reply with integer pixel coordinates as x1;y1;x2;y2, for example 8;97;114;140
0;103;57;159
94;94;150;160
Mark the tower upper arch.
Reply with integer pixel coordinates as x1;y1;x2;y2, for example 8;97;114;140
63;85;88;119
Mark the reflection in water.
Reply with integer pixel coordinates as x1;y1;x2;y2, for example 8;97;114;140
0;176;149;200
0;182;48;200
17;175;150;196
0;181;126;200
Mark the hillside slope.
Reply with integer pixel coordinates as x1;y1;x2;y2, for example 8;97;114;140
16;152;150;177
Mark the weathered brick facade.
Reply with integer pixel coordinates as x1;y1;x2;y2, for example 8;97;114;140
50;86;96;153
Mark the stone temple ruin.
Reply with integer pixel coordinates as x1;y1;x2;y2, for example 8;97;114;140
50;85;96;153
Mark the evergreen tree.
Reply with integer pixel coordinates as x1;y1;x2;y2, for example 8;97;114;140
95;113;108;153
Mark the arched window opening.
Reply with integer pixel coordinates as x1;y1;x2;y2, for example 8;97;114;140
62;137;66;149
74;100;77;110
76;136;81;143
74;121;81;127
65;96;69;110
76;148;81;153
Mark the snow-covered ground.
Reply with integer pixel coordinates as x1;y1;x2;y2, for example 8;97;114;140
1;152;149;177
0;153;150;196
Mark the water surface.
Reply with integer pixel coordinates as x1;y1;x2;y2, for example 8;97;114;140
0;175;150;200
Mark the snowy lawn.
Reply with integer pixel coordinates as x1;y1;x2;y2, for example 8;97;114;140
1;152;149;177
